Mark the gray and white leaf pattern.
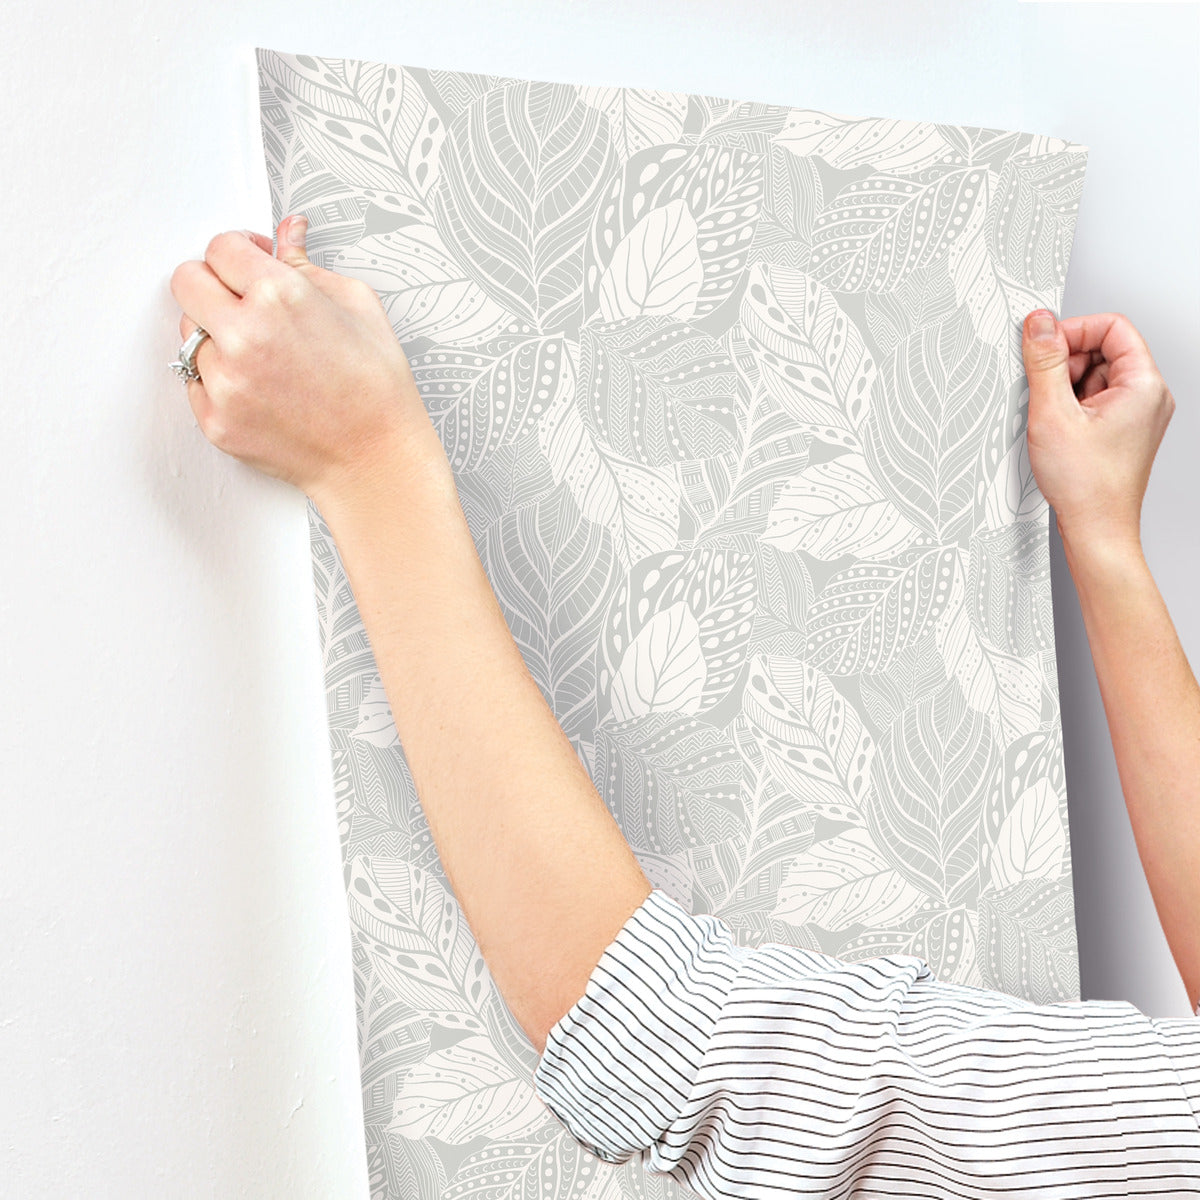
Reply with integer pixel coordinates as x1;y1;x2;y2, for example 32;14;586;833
740;261;876;448
257;46;1087;1198
762;450;923;561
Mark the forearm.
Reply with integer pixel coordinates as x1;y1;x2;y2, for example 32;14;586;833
1061;525;1200;1010
313;428;651;1056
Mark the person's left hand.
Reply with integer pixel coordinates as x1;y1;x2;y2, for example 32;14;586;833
169;214;441;503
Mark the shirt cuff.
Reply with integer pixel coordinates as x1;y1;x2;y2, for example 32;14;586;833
531;887;744;1165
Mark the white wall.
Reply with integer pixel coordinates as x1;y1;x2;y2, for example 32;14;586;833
2;1;1196;1195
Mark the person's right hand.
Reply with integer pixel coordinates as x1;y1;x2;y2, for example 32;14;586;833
1020;309;1175;552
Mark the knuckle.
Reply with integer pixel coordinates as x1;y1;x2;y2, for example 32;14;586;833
278;273;308;306
245;274;275;305
351;275;377;303
346;279;385;324
197;397;227;443
248;273;302;308
169;259;197;298
219;326;247;361
204;229;239;262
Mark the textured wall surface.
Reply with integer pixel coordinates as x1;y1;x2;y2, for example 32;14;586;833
257;46;1096;1198
2;4;1196;1198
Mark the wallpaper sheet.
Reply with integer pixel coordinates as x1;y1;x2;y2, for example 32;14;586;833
256;47;1088;1199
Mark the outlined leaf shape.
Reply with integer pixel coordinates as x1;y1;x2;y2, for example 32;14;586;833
584;143;765;325
987;779;1067;891
366;1108;445;1199
739;262;876;449
442;1125;599;1200
964;127;1035;172
856;630;948;735
762;450;922;560
753;539;815;639
599;545;758;720
760;141;824;240
427;337;572;471
808;166;989;292
775;826;925;930
332;223;515;347
862;304;1005;544
979;875;1079;1002
719;715;820;903
978;725;1067;873
609;600;706;720
450;434;552;537
537;388;680;571
978;415;1048;531
576;85;689;159
480;482;618;743
967;521;1053;657
391;1035;544;1144
579;316;739;467
258;52;444;197
593;711;743;854
862;255;960;360
910;906;979;985
989;151;1087;291
740;654;875;822
866;675;1003;907
773;111;962;174
432;80;617;333
683;380;811;542
347;858;490;1033
934;554;1044;743
804;546;958;676
945;171;1047;376
596;197;704;320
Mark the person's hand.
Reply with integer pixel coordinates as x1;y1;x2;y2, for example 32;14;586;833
169;214;443;506
1021;308;1175;553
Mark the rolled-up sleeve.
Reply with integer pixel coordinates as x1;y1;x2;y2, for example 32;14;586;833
532;887;1200;1198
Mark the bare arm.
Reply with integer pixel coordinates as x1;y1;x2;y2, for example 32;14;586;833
315;440;653;1054
169;217;650;1057
1059;531;1200;1011
1023;308;1198;1010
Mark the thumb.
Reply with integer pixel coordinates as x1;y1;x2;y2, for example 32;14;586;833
276;213;310;267
1022;309;1074;411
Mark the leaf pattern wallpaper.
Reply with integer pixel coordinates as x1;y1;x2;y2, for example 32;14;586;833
255;47;1088;1199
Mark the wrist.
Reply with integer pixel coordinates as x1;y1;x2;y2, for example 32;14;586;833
311;422;459;536
1058;515;1148;583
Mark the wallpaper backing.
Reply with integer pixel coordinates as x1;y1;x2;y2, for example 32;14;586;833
256;46;1088;1199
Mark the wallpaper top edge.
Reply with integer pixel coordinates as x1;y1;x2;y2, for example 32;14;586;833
252;44;1089;157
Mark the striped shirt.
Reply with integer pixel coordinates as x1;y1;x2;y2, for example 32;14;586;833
533;887;1200;1197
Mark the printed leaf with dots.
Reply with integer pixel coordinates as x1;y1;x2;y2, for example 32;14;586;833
257;47;1088;1199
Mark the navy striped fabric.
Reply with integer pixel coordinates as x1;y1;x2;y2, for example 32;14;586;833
533;887;1200;1197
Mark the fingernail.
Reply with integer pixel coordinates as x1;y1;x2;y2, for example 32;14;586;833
1028;310;1056;339
287;216;308;246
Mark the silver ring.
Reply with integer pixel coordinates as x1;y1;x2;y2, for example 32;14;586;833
168;326;211;384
